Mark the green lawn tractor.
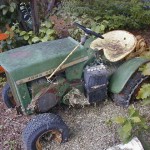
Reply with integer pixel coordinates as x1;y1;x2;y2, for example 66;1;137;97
0;23;149;150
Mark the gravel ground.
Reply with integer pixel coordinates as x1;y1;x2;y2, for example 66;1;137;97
44;101;124;150
44;101;150;150
0;87;150;150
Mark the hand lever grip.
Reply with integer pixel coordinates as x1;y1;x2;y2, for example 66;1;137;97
74;22;104;39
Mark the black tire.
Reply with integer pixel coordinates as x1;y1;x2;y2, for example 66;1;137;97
111;71;149;107
22;113;69;150
2;83;15;108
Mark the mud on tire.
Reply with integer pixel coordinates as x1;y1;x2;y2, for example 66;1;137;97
2;83;15;108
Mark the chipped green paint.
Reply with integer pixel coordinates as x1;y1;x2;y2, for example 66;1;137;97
0;37;95;114
109;57;149;93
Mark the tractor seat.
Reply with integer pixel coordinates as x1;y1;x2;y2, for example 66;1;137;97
90;30;137;62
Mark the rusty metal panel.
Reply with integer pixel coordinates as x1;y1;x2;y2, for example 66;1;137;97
0;37;84;82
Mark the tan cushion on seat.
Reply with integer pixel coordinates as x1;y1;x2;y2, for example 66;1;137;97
90;30;137;62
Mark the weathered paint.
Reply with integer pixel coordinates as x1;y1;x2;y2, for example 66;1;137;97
109;57;149;93
0;37;84;81
0;37;95;114
65;55;94;81
16;56;89;85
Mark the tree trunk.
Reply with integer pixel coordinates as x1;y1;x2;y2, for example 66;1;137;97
30;0;39;34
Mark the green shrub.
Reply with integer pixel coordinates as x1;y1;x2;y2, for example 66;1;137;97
0;1;17;31
61;0;150;30
113;105;149;143
1;20;57;51
137;62;150;105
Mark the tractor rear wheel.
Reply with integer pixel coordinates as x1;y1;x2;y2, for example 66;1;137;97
2;83;16;108
22;113;69;150
111;71;149;107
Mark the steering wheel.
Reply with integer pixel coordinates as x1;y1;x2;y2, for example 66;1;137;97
74;22;104;39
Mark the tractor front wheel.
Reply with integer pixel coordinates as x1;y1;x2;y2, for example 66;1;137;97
2;83;16;108
22;113;69;150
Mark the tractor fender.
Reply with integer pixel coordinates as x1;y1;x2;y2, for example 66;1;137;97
109;57;149;94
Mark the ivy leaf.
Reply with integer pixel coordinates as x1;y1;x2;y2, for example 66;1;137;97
10;2;16;9
46;29;55;35
137;83;150;99
131;117;141;123
100;24;105;31
0;5;6;9
122;122;132;134
20;31;26;36
94;16;101;21
45;21;52;28
39;28;47;33
41;36;49;42
118;122;132;143
113;116;126;124
142;98;150;105
24;35;29;40
91;23;97;31
11;26;16;31
128;105;136;116
28;39;32;45
28;31;33;35
118;129;131;143
140;118;149;129
6;40;12;45
49;36;55;40
141;63;150;76
32;37;40;43
95;26;101;33
2;8;8;15
9;6;14;12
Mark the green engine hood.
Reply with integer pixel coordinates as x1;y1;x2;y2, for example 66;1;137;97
109;57;149;93
0;37;90;84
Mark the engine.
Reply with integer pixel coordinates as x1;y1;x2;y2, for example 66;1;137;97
84;64;109;103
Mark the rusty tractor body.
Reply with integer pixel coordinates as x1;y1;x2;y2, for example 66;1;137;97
0;23;149;149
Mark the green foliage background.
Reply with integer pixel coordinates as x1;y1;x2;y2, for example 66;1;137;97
61;0;150;30
1;0;150;48
114;105;149;143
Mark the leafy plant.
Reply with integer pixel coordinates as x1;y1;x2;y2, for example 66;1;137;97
113;105;148;143
61;0;150;31
1;20;57;51
137;84;150;105
61;13;109;40
137;62;150;105
0;1;17;32
16;20;56;44
139;62;150;76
